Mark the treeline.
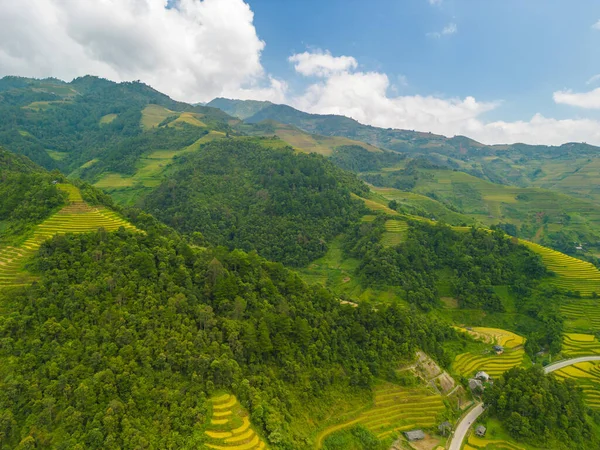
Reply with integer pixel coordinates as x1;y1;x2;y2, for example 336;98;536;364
0;149;67;242
342;218;564;354
484;367;598;449
329;145;405;173
143;139;369;266
344;218;546;311
0;222;458;449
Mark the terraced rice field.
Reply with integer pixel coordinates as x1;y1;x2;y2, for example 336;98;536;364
453;347;525;378
561;300;600;332
381;219;409;247
457;327;524;349
204;394;267;450
519;240;600;296
561;333;600;357
464;434;526;450
552;361;600;408
316;382;445;447
0;184;137;288
452;328;526;378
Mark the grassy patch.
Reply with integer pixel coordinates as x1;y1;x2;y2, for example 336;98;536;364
99;113;118;125
46;150;68;161
140;104;174;129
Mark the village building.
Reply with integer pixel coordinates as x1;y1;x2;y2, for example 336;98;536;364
438;421;452;436
469;378;484;392
404;429;425;442
476;371;490;381
476;425;487;437
493;345;504;355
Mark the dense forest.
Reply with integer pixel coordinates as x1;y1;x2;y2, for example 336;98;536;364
0;221;459;449
484;367;598;449
143;139;369;266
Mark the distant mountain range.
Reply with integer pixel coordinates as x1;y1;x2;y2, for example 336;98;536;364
207;97;599;158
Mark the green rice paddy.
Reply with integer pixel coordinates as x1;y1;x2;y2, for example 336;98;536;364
561;333;600;358
520;240;600;296
316;382;446;447
381;219;408;247
552;361;600;409
561;300;600;333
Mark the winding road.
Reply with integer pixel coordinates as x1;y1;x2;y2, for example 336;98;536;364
447;356;600;450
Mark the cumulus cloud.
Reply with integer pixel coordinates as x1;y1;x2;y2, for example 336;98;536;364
288;50;358;77
553;87;600;109
0;0;286;102
427;23;457;38
593;19;600;30
289;50;600;145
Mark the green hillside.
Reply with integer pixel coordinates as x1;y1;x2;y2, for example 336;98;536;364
0;76;235;173
363;162;600;259
142;139;368;266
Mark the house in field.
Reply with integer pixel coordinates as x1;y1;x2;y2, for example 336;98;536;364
476;371;490;381
475;425;487;437
438;421;452;436
469;378;484;393
404;429;425;442
493;345;504;355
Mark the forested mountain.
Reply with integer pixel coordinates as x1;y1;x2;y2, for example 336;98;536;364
210;98;600;161
0;216;460;449
143;139;369;266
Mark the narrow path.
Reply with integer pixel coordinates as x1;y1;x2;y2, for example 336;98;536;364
447;355;600;450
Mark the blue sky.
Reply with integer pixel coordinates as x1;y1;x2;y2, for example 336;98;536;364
2;0;600;145
248;0;600;122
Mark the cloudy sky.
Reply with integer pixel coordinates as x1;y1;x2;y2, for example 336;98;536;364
1;0;599;145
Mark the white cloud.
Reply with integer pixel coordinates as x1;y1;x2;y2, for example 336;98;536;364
586;74;600;85
0;0;286;103
427;22;457;38
553;87;600;109
428;0;443;5
288;50;358;77
593;19;600;30
289;51;600;146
